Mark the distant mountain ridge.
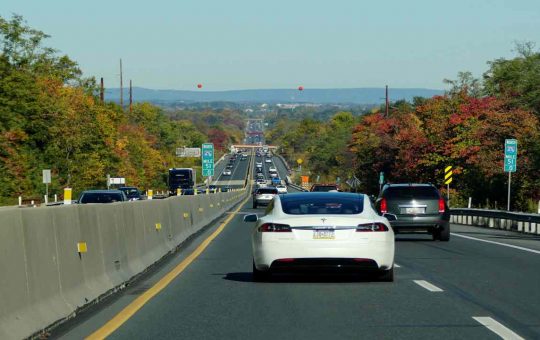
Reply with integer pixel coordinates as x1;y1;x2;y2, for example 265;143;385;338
105;87;444;105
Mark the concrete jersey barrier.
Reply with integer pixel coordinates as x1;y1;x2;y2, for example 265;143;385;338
0;189;248;339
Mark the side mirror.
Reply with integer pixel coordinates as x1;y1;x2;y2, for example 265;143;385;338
243;214;258;222
383;213;397;221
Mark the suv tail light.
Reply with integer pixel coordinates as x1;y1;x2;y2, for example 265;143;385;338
356;223;389;232
259;223;292;232
380;198;388;214
438;198;445;213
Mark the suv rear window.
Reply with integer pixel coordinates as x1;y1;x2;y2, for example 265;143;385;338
257;188;278;194
310;185;338;192
282;196;364;215
383;186;440;199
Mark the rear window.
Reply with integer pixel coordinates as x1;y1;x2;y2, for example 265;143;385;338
257;188;278;194
311;185;338;192
384;186;440;199
80;192;124;203
281;196;364;215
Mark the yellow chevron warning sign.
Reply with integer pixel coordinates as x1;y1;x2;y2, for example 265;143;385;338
444;166;453;185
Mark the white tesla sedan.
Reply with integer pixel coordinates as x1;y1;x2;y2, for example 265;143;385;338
244;192;395;281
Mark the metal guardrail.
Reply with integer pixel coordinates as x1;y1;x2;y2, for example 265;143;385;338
450;208;540;234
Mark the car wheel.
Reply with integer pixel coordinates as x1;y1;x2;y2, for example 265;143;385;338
439;224;450;242
252;261;270;282
432;228;440;241
253;201;258;209
378;267;394;282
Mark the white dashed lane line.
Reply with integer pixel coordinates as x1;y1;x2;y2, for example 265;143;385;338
413;280;444;292
473;316;524;340
451;233;540;255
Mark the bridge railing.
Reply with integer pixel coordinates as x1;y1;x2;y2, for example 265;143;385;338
450;208;540;235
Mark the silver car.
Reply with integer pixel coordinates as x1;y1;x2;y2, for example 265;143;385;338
253;187;278;208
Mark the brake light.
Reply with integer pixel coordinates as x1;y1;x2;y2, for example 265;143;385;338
356;223;389;232
259;223;292;232
439;198;445;213
380;198;388;214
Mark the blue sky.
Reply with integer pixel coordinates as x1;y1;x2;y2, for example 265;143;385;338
2;0;539;90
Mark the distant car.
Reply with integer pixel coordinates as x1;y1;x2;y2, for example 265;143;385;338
375;183;450;241
256;162;263;167
181;188;195;195
270;172;278;178
253;187;279;208
256;178;267;186
244;192;395;281
256;167;263;173
310;184;340;192
276;184;288;194
268;167;277;172
78;190;127;204
223;169;232;176
208;185;218;193
256;173;265;180
220;186;230;192
265;159;272;163
118;187;142;201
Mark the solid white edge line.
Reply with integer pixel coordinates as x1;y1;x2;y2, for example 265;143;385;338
394;264;401;268
473;316;524;340
451;233;540;255
413;280;444;292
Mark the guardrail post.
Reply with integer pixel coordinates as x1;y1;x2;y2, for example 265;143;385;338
148;189;153;200
64;188;72;205
468;197;472;208
18;196;22;207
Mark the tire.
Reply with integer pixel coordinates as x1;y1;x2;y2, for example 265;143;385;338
432;228;440;241
439;224;450;242
253;201;258;209
378;267;394;282
252;261;271;282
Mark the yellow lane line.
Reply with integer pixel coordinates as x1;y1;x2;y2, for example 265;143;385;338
86;193;251;339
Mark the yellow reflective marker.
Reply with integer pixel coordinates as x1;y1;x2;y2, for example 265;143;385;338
155;223;162;230
177;188;181;196
198;207;204;212
64;188;72;205
77;242;87;253
183;213;189;218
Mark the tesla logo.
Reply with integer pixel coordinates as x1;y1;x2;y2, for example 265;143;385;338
321;218;327;224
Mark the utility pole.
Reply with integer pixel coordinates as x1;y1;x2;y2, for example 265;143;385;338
100;77;104;103
129;79;133;113
119;59;124;110
385;85;389;117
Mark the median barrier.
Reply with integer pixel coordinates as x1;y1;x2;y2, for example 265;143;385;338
450;208;540;235
0;188;248;340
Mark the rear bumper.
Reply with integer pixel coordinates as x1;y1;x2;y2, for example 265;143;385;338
253;240;394;271
390;215;449;231
254;198;273;205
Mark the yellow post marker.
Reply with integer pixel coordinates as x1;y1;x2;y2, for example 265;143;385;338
64;188;72;205
198;207;204;212
194;189;197;196
444;166;453;206
210;204;214;208
183;213;189;218
155;223;162;230
206;188;209;194
77;242;87;253
147;189;153;200
177;188;181;196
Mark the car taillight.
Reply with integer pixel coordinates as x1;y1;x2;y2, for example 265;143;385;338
380;198;388;214
356;223;389;232
438;198;445;213
259;223;292;232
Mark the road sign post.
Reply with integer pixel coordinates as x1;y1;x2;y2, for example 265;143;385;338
504;139;517;211
444;166;453;206
43;169;51;204
202;143;215;178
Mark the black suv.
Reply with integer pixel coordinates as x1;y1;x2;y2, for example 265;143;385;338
375;183;450;241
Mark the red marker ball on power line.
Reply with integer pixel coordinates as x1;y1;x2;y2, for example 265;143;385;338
197;84;203;89
298;86;304;91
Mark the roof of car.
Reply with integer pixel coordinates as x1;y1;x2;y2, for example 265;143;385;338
81;189;124;194
383;183;434;187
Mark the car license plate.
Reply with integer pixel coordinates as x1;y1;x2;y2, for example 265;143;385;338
313;230;335;240
402;207;425;214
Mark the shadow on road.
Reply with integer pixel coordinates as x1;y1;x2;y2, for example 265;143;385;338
222;272;386;283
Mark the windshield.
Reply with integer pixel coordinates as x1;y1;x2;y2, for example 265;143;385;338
281;196;364;215
257;188;278;194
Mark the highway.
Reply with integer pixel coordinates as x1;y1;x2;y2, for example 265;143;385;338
52;164;540;339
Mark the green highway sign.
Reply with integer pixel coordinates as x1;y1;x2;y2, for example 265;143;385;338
504;139;517;172
202;143;214;177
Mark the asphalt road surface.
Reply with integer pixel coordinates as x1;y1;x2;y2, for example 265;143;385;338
54;193;540;339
